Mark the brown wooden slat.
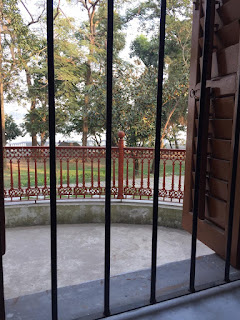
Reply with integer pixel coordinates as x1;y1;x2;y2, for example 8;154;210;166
211;43;239;78
199;35;222;50
217;0;240;25
205;195;226;229
197;96;234;118
207;157;230;181
194;73;237;98
209;119;233;139
211;96;234;119
216;19;240;49
206;176;229;201
208;138;231;160
195;118;233;140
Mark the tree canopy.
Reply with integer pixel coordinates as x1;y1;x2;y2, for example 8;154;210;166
1;0;193;148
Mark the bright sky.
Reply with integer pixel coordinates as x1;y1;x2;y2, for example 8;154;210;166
6;0;154;144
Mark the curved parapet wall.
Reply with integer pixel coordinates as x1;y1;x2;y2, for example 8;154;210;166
5;200;182;229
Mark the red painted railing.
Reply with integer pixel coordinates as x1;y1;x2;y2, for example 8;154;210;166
4;134;186;202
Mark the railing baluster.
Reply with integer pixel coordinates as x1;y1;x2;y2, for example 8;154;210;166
44;158;47;200
27;158;30;200
163;160;166;201
59;159;63;200
67;159;70;198
140;159;144;200
75;159;78;199
147;159;150;200
98;159;100;189
91;159;94;199
47;0;58;318
104;0;114;316
10;160;13;201
178;161;182;203
150;0;166;304
18;159;21;201
82;158;86;199
126;158;129;192
35;158;38;200
171;161;175;202
132;158;135;200
113;158;116;198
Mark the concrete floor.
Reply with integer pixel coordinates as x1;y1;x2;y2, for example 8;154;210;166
3;224;213;299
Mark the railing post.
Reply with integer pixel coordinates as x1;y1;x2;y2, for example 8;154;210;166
117;131;125;199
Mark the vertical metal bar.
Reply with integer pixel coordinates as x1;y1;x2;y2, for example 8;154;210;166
44;158;47;198
224;60;240;283
82;158;86;199
113;158;116;198
47;0;58;319
91;159;93;198
126;159;129;190
18;159;21;200
150;0;166;304
179;161;182;203
189;0;213;293
171;161;175;202
0;86;5;320
132;158;135;199
147;160;150;200
104;0;114;316
140;159;144;200
163;160;166;201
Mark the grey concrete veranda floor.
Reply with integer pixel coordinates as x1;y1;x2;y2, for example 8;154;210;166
3;224;213;299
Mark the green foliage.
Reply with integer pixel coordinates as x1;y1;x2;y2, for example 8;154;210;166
5;114;22;142
2;0;193;148
126;0;192;147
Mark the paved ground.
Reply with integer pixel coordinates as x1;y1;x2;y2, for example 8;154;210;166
3;224;213;299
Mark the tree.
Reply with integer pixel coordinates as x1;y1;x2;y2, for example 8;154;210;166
5;114;21;142
22;12;84;145
67;0;125;145
124;0;192;147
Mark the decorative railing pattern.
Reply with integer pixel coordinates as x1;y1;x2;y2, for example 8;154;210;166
4;137;186;202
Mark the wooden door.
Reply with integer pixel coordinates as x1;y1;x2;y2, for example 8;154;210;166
182;0;240;268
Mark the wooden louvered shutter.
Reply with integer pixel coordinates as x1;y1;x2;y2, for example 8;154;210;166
182;0;240;268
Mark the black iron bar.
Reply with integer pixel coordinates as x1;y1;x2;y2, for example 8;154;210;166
189;0;213;293
47;0;58;319
104;0;114;316
224;55;240;282
0;97;5;319
150;0;167;305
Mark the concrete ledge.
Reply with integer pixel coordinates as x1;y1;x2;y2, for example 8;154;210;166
5;200;182;229
5;254;240;320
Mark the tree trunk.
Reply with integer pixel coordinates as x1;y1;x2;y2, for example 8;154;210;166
25;70;38;146
30;100;38;146
174;132;179;149
82;115;88;146
40;132;46;146
82;61;92;146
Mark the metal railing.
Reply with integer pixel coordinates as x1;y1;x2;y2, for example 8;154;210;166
3;135;186;203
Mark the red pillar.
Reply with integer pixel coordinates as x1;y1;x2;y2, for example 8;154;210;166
117;131;125;199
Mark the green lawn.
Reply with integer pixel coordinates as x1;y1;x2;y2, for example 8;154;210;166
4;159;185;189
